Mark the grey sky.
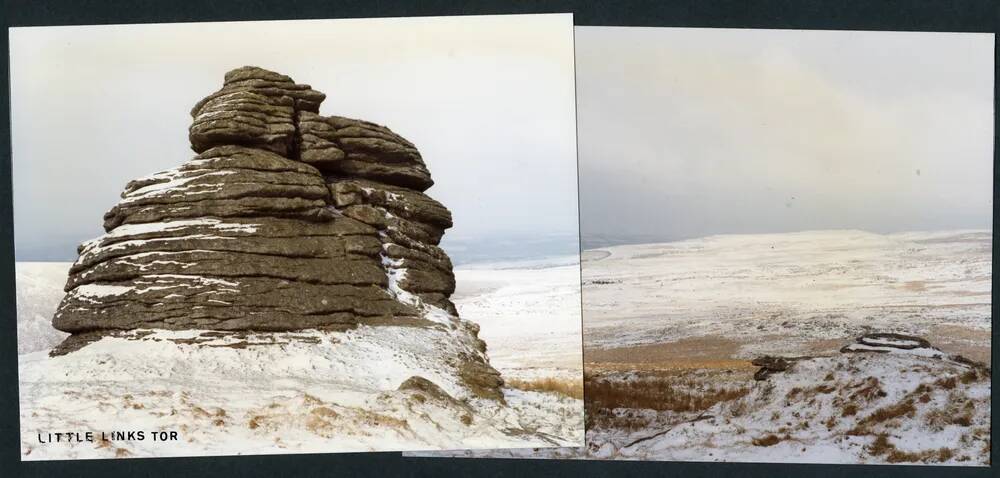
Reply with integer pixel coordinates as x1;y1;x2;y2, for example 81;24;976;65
576;27;994;246
10;15;579;262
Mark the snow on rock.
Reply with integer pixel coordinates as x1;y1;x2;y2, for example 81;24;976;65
17;257;585;459
403;256;586;460
19;327;582;460
48;67;491;394
15;66;571;457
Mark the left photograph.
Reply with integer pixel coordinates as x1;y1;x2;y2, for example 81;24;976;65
11;14;583;459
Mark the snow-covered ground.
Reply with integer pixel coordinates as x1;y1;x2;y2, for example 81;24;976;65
426;348;991;465
15;258;584;460
582;230;992;465
416;229;991;464
587;351;990;465
403;256;587;459
452;255;583;382
15;262;70;354
584;230;991;360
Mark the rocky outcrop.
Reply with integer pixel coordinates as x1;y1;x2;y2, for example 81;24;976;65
751;355;801;381
753;333;990;381
189;68;324;155
839;332;933;353
50;66;500;398
298;112;433;190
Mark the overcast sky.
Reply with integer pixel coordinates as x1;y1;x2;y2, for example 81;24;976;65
576;27;994;245
10;14;578;261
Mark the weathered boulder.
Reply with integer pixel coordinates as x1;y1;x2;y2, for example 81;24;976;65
103;146;336;230
839;333;933;353
753;333;991;381
50;66;501;399
298;111;434;191
189;66;325;155
55;145;407;333
329;178;458;312
751;355;800;381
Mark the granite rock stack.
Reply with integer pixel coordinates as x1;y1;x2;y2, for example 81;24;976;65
50;67;497;395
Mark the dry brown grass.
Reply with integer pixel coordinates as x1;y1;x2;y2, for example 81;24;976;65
584;372;749;431
787;383;836;405
302;393;323;405
311;406;339;419
935;376;957;390
951;414;973;427
786;387;803;400
355;410;410;430
867;433;957;464
867;434;893;455
824;415;836;429
862;400;916;425
959;370;979;384
848;398;917;436
585;336;744;365
506;377;584;399
586;374;748;413
248;416;262;430
928;324;992;363
849;377;887;402
812;384;835;394
752;434;782;447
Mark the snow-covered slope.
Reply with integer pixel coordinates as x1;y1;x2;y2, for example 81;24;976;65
453;256;583;381
15;262;70;354
19;327;582;460
584;230;991;359
425;347;991;465
403;256;586;459
16;259;585;459
593;352;990;465
413;230;991;463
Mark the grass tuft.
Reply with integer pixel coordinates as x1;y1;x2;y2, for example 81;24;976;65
506;377;584;399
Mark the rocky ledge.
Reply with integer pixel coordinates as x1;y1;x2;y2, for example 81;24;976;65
50;66;501;399
752;332;990;381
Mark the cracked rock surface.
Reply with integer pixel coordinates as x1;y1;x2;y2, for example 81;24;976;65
51;66;502;399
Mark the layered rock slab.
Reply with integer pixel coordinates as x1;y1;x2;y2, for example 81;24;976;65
299;111;434;191
190;67;325;155
51;66;502;400
56;146;413;333
330;178;458;313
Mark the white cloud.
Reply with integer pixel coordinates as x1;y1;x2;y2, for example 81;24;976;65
576;27;994;241
10;14;579;260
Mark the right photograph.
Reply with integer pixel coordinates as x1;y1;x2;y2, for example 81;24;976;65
576;27;992;464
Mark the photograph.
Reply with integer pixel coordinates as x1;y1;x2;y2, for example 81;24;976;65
11;14;583;459
576;26;993;465
418;26;994;465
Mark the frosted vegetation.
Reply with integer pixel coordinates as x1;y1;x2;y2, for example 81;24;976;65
418;229;991;465
580;229;991;465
